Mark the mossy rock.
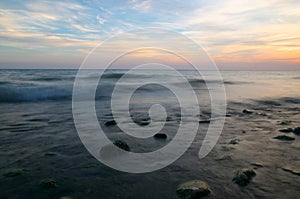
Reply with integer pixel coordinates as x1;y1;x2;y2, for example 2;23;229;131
232;168;256;186
40;178;58;188
113;140;130;151
177;180;211;199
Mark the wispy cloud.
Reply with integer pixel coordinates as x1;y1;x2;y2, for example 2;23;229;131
0;0;299;68
130;0;152;12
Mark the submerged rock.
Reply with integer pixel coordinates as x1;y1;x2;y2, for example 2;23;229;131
3;168;24;177
273;135;295;141
293;127;300;135
40;178;57;188
100;141;130;159
232;168;256;186
45;152;58;156
279;128;294;133
242;109;253;114
229;139;240;145
135;118;150;126
136;121;150;126
113;140;130;151
105;120;116;126
154;133;167;139
220;146;234;152
278;120;292;125
251;163;264;169
214;155;232;161
176;180;211;199
199;120;210;124
257;112;267;116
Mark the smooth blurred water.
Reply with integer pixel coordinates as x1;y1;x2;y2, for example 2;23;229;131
1;69;300;199
1;69;300;103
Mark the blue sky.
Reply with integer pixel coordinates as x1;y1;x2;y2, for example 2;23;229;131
0;0;300;69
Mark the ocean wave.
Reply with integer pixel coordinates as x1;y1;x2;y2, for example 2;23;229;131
188;79;248;85
101;73;125;79
0;81;11;85
188;79;206;85
100;72;150;79
0;86;72;102
30;76;74;82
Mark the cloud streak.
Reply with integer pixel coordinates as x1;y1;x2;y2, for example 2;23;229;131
0;0;299;69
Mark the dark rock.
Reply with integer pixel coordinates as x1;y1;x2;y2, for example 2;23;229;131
100;142;130;159
3;168;24;177
45;152;57;156
251;163;264;169
279;128;294;133
154;133;167;139
220;146;234;152
214;155;232;161
258;112;267;116
199;120;210;124
166;116;173;121
229;139;240;145
136;120;150;126
131;116;150;125
232;168;256;186
105;120;116;126
293;127;300;135
175;113;181;118
40;178;57;188
113;140;130;151
278;120;292;125
242;109;253;114
273;135;295;141
177;180;211;199
242;130;246;134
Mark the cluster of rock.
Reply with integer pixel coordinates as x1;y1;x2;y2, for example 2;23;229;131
274;126;300;141
104;119;168;152
101;111;300;198
176;168;256;199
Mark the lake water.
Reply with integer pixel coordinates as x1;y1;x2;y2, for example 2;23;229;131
1;69;300;199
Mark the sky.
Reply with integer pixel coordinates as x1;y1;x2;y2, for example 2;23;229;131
0;0;300;70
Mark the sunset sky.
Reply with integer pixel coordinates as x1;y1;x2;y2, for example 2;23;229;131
0;0;300;69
